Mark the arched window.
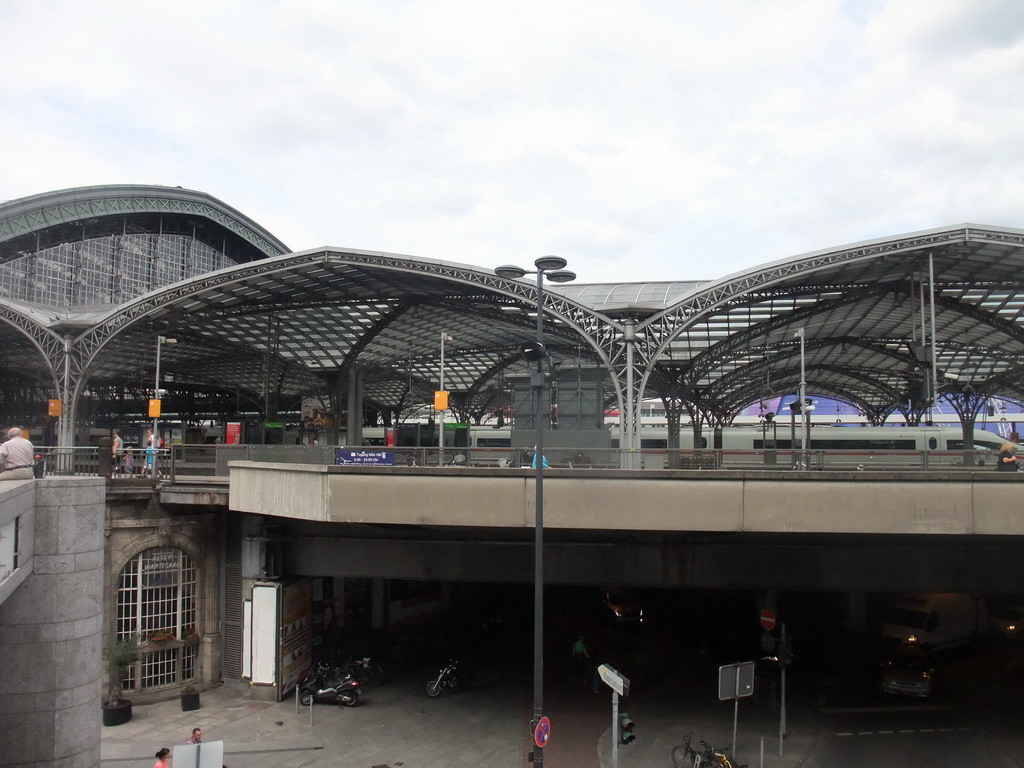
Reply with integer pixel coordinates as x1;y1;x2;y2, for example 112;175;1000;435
116;546;198;690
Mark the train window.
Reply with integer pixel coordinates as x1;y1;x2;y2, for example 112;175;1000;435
808;438;918;450
475;437;511;448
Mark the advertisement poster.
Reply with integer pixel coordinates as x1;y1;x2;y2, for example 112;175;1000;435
280;580;312;697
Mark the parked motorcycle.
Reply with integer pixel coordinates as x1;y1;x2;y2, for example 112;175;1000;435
346;656;384;688
426;659;474;697
298;663;361;706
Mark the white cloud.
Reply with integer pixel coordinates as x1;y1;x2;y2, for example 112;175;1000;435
1;0;1022;282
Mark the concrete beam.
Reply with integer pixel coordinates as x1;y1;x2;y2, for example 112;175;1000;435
229;463;1024;536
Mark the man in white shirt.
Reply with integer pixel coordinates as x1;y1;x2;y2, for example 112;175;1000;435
0;427;35;480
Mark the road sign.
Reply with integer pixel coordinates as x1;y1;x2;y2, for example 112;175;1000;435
718;661;755;701
598;663;630;696
534;716;551;748
759;608;777;631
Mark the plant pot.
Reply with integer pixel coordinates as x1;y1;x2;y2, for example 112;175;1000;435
103;701;133;726
180;692;201;711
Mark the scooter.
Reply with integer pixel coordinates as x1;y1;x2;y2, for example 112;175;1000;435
426;659;474;697
298;664;361;706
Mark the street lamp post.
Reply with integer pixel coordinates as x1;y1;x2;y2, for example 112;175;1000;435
438;332;452;465
795;328;808;467
494;256;576;767
151;335;177;480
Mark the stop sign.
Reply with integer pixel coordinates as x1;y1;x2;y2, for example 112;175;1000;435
759;609;777;631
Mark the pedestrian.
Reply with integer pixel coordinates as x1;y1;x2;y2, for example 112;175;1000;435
0;427;34;480
187;727;202;744
997;441;1019;471
112;430;125;475
145;430;156;475
570;634;590;686
154;747;171;768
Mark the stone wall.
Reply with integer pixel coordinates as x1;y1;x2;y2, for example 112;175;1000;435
0;477;106;768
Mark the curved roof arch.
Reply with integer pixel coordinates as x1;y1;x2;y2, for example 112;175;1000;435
0;184;290;264
635;224;1024;418
5;181;1024;439
74;247;619;417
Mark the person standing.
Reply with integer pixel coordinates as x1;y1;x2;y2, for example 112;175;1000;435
153;748;171;768
112;430;125;475
0;427;34;480
570;635;591;687
997;441;1019;471
145;430;156;475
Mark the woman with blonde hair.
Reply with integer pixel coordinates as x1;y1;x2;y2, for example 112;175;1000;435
997;441;1019;471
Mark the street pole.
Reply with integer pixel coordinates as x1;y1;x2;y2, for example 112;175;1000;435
532;266;547;766
438;331;447;466
494;256;576;768
796;328;808;467
152;335;176;480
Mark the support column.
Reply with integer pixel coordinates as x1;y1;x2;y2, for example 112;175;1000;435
347;365;363;447
0;477;106;768
620;318;641;470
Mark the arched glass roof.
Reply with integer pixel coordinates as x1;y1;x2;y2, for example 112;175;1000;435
2;185;1024;436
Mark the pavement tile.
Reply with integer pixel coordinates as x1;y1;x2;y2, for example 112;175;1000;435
101;668;816;768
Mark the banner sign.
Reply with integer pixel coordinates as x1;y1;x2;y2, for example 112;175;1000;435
336;450;395;466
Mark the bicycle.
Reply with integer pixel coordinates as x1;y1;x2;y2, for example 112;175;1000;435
670;733;700;768
698;740;746;768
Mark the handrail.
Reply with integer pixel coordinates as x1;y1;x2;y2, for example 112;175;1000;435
26;443;1001;480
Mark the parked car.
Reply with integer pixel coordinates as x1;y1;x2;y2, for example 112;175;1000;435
600;588;643;624
881;592;987;650
988;604;1024;639
880;644;933;698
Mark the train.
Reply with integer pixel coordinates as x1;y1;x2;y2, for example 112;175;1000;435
357;422;1020;470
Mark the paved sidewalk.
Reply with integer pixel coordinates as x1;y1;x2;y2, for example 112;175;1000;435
101;672;819;768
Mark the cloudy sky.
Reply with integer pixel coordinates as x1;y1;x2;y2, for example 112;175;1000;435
2;0;1022;283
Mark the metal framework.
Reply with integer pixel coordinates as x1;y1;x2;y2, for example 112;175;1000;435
3;185;1024;458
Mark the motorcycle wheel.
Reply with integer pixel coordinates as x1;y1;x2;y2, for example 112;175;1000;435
339;689;360;707
426;679;444;697
299;688;313;706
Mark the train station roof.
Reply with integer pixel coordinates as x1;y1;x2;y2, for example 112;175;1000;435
2;184;1024;430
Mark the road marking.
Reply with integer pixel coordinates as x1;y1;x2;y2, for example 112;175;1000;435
835;727;972;737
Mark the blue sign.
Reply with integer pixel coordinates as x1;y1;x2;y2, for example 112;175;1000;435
335;450;395;466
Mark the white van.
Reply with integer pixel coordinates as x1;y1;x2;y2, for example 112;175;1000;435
881;593;987;650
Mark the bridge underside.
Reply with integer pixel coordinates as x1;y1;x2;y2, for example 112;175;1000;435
275;524;1024;594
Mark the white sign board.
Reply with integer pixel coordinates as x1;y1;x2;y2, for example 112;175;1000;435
597;663;630;696
173;740;224;768
718;661;755;701
251;584;279;685
0;518;17;584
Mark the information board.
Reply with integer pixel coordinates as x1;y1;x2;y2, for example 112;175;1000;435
336;449;395;466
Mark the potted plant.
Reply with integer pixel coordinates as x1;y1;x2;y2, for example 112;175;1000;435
102;635;140;726
180;682;201;711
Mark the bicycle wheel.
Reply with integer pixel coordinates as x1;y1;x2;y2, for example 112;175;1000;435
671;745;696;768
368;664;384;687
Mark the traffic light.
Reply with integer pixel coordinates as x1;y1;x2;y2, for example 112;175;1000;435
619;712;635;744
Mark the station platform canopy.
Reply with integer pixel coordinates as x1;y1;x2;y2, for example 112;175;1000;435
2;184;1024;444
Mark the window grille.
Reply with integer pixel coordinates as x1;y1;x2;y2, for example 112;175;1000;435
116;546;199;692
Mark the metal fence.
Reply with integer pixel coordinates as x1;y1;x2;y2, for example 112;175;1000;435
26;444;1001;480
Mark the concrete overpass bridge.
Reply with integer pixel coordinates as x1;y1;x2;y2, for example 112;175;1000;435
212;464;1024;594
